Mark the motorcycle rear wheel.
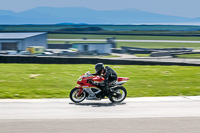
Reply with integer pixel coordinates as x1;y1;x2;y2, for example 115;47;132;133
109;86;127;103
70;88;86;103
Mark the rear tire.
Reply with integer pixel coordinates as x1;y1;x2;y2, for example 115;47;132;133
70;88;86;103
109;86;127;103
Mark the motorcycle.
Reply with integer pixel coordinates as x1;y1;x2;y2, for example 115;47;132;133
70;71;129;103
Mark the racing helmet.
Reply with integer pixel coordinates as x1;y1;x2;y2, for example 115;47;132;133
95;63;104;73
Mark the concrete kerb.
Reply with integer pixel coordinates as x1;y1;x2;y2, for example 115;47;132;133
0;96;200;103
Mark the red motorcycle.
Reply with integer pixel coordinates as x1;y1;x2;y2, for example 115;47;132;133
70;71;129;103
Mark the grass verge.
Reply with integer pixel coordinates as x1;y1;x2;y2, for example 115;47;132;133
134;54;151;57
117;42;200;49
176;54;200;59
0;64;200;99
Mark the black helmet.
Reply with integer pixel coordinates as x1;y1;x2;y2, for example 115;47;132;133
95;63;104;73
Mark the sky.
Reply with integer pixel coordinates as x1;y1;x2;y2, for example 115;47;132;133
0;0;199;18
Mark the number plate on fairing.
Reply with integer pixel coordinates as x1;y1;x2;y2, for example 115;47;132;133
78;77;82;81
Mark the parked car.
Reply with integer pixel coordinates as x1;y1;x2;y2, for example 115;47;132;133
57;50;78;56
17;51;31;55
37;52;54;56
26;46;45;54
0;51;8;55
7;51;17;55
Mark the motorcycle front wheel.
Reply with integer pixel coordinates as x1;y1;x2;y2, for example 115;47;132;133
109;86;127;103
70;88;86;103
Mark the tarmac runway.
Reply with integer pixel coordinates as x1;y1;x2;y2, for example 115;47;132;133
1;117;200;133
0;96;200;133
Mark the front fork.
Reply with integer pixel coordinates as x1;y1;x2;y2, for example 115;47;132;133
75;86;84;96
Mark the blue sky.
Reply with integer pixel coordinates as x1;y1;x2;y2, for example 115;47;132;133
0;0;199;18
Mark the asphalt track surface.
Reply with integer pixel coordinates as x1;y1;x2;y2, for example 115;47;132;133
0;96;200;133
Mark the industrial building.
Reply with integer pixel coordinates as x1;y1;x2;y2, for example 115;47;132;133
0;32;47;51
48;37;116;55
72;43;112;54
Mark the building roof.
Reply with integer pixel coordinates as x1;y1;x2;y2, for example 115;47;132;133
0;32;46;39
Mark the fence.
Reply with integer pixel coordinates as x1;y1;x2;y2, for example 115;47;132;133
0;55;200;66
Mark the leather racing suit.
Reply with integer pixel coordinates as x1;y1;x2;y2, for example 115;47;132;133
93;66;117;93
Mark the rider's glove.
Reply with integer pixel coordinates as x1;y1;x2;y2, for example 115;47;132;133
87;79;93;84
93;82;99;86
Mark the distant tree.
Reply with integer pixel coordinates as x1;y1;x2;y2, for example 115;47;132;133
56;27;104;32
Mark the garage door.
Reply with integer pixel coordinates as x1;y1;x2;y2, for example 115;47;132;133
1;43;18;50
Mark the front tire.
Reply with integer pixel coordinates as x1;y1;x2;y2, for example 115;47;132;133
70;88;86;103
109;86;127;103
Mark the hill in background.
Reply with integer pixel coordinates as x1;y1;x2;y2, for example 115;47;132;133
1;7;200;24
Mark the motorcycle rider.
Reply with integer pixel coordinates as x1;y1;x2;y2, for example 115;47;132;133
92;63;117;94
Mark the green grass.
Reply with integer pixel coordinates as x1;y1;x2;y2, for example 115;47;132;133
176;54;200;59
117;42;200;49
0;64;200;99
48;34;200;41
134;54;151;57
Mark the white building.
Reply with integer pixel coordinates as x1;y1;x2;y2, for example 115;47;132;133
0;32;47;51
72;43;112;54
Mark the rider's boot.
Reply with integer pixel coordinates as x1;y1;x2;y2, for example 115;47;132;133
104;86;112;98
